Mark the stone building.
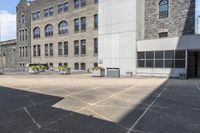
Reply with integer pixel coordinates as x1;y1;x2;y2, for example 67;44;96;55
16;0;32;68
0;39;17;70
30;0;98;71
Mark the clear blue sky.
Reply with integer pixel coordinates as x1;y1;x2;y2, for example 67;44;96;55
0;0;19;14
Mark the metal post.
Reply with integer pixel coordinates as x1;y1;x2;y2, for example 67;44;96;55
185;50;188;79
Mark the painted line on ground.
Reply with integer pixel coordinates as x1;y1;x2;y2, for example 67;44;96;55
42;83;142;128
196;82;200;91
127;81;170;133
23;107;42;129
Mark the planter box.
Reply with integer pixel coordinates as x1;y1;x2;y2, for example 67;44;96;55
59;69;70;75
92;69;105;77
28;68;39;74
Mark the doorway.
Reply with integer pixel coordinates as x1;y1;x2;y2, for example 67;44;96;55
188;51;200;78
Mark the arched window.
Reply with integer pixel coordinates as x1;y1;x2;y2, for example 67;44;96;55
159;0;168;18
58;21;68;34
33;27;40;38
45;24;53;37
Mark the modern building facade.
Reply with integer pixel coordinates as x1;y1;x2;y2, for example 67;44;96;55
99;0;200;78
30;0;98;71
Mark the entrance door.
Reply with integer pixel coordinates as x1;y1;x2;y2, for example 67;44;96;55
188;51;200;78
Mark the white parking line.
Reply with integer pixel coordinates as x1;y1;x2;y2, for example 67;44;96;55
24;107;42;129
127;82;170;133
196;82;200;91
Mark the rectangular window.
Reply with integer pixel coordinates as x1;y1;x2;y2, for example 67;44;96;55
155;60;164;68
94;0;98;4
165;51;174;59
25;46;28;57
49;7;54;16
155;51;164;59
74;0;79;8
64;42;68;56
81;63;86;70
81;40;86;55
64;3;69;12
165;60;174;68
45;44;49;56
59;63;63;66
74;18;79;32
175;50;185;59
81;0;86;7
50;43;54;56
44;9;49;17
74;40;79;55
94;38;98;54
22;30;24;41
81;17;86;31
58;42;63;56
22;47;24;57
138;60;145;68
146;60;154;68
146;51;154;59
74;63;79;70
21;15;25;24
19;47;21;57
159;32;168;38
64;63;68;66
19;30;21;41
94;14;98;29
33;46;36;57
25;29;27;40
37;45;41;56
175;60;185;68
58;4;63;14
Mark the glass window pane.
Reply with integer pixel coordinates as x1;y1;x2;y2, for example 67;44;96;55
146;52;154;59
165;51;174;59
146;60;154;68
137;52;145;60
175;50;185;59
175;60;185;68
155;60;164;68
165;60;174;68
138;60;145;68
155;51;163;59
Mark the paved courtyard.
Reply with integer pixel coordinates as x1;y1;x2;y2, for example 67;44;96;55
0;74;200;133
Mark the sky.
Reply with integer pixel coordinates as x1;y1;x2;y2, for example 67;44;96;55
0;0;19;41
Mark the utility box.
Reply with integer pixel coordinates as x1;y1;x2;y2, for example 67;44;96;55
107;68;120;78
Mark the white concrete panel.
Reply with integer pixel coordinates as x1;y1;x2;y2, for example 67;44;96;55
99;0;144;76
137;68;186;78
137;35;200;51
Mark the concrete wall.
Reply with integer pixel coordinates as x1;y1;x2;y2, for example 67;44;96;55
99;0;144;76
137;34;200;51
137;68;186;78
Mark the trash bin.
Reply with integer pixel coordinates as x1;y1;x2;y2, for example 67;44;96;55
107;68;120;78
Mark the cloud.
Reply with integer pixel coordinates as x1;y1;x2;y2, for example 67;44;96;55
0;10;16;41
